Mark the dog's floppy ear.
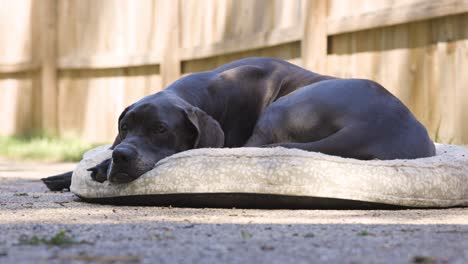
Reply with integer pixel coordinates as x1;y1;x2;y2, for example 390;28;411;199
184;107;224;148
111;104;134;149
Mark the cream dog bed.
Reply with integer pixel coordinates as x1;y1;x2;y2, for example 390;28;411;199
70;144;468;208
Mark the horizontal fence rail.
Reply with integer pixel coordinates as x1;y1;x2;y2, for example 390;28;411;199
327;0;468;35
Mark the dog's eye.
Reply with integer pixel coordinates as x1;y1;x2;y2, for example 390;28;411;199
121;124;128;133
155;124;167;134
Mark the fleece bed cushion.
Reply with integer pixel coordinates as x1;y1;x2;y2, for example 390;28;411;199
70;144;468;209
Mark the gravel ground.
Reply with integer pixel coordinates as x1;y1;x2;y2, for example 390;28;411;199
1;158;468;264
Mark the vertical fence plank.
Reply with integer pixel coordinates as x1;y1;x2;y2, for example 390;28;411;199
40;0;58;133
302;0;328;74
161;0;181;88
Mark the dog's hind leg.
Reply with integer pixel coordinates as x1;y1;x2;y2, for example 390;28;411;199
261;124;378;160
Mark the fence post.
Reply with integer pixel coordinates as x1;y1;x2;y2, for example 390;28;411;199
40;0;58;134
302;0;328;74
161;0;181;88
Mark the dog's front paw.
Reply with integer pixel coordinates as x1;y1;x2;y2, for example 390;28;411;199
87;159;111;183
87;166;107;183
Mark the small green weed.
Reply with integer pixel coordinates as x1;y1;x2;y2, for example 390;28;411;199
412;256;437;264
241;230;253;239
152;233;175;240
19;230;81;246
357;230;374;236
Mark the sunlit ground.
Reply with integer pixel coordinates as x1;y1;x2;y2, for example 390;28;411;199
0;160;467;263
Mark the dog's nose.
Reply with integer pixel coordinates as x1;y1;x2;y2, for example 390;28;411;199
112;146;137;163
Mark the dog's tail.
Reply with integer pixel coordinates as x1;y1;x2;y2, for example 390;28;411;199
41;171;73;191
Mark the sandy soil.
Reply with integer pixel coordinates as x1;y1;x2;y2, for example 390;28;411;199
1;158;467;264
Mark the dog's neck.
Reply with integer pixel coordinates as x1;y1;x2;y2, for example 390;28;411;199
165;72;226;120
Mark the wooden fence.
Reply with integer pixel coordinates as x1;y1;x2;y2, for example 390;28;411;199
1;0;467;144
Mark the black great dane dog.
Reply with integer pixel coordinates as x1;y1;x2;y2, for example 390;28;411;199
42;57;435;190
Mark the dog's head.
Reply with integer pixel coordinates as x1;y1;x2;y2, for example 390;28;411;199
107;92;224;183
